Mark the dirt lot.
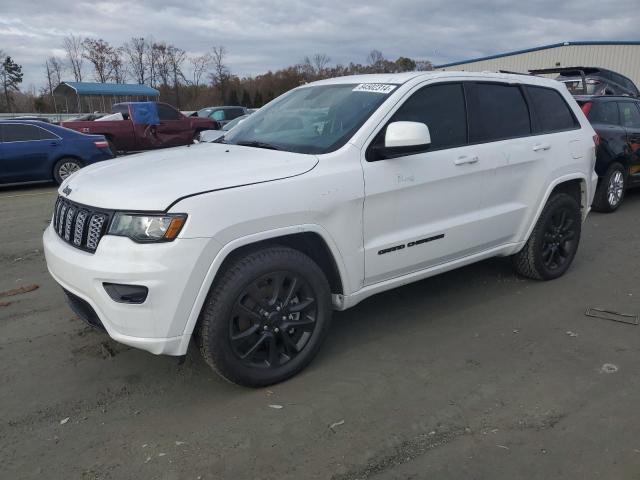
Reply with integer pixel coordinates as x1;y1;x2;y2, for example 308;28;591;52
1;185;639;480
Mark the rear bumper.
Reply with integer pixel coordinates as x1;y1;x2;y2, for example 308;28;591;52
43;225;216;355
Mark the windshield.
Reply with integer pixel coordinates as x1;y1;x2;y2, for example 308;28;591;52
221;83;396;154
222;114;249;131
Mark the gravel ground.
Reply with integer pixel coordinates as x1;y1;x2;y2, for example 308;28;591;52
1;185;639;480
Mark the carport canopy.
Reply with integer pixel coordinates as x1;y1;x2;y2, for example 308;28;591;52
54;82;159;98
53;81;160;114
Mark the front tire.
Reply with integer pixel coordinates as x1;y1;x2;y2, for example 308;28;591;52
197;247;332;387
592;162;626;213
53;157;82;184
512;193;582;280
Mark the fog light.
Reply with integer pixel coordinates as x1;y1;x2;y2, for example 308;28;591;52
103;283;148;304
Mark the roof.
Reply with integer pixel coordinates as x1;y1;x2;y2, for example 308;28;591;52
435;41;640;68
54;82;159;97
306;71;560;88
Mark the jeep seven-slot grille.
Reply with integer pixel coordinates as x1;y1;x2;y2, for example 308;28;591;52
52;197;112;253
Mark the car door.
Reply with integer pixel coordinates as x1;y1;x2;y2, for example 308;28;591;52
618;100;640;184
0;123;59;184
362;82;501;285
154;104;193;146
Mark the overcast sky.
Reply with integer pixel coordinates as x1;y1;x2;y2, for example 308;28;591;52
1;0;638;89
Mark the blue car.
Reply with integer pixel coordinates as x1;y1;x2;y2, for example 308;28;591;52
0;120;114;186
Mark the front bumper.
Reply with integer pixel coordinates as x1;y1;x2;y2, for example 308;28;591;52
43;225;216;355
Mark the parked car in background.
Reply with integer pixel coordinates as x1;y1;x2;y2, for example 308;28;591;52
0;120;113;186
69;113;107;122
44;72;597;387
576;95;640;212
193;106;249;127
530;67;640;97
198;114;251;143
61;102;218;154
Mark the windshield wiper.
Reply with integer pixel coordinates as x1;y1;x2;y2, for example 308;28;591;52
236;140;281;150
213;135;227;144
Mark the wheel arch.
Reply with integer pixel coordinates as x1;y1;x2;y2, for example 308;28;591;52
178;225;350;348
523;174;589;244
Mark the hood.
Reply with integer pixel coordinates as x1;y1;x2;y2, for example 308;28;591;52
60;143;318;211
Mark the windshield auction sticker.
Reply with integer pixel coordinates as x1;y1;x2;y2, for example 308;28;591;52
353;83;397;94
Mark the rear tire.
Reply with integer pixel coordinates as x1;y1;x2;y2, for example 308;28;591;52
107;139;118;157
196;247;332;387
53;157;83;184
511;193;581;280
592;162;626;213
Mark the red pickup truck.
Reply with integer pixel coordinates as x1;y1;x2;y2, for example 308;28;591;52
61;102;218;154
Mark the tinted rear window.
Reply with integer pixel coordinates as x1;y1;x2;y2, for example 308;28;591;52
526;86;579;133
588;101;619;125
468;83;530;142
2;123;57;142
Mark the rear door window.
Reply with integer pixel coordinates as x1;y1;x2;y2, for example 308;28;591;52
588;102;620;125
156;104;181;121
618;102;640;128
2;124;57;142
467;83;531;143
526;86;579;133
389;82;467;150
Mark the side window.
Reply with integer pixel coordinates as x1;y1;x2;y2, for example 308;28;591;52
389;83;467;150
618;102;640;128
156;104;181;121
226;108;245;120
588;102;620;125
210;110;225;121
468;83;531;143
2;124;57;142
526;86;579;133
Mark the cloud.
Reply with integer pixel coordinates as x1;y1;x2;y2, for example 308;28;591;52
0;0;637;89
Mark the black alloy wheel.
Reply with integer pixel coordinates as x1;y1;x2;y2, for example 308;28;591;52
229;271;318;369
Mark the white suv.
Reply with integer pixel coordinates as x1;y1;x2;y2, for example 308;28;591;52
44;72;598;386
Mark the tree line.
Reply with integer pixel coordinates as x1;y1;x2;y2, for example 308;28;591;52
1;36;433;113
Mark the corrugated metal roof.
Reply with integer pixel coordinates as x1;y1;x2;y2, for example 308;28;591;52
434;41;640;68
54;82;159;97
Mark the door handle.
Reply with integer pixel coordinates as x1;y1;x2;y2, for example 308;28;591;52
533;143;551;152
49;142;59;147
454;155;479;165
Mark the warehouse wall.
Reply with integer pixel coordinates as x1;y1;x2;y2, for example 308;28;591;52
437;44;640;86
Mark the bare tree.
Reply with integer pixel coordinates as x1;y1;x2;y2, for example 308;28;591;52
167;45;186;107
415;60;434;71
63;34;84;81
82;38;115;83
366;49;385;72
152;42;171;87
209;45;230;101
189;52;211;87
111;47;127;83
312;53;330;74
123;37;147;84
44;56;63;99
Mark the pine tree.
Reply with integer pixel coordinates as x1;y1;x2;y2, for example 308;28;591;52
241;89;251;107
253;91;263;108
228;89;240;106
0;56;23;113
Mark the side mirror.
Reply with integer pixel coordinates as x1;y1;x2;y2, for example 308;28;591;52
369;121;431;161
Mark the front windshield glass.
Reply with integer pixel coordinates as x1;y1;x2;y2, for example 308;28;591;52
222;115;249;131
222;83;397;154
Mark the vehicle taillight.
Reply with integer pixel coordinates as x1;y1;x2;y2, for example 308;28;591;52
94;140;109;149
581;102;592;116
593;134;600;147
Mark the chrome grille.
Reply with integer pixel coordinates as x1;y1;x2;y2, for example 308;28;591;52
52;196;112;253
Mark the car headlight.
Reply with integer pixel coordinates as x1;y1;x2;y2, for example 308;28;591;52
108;213;187;243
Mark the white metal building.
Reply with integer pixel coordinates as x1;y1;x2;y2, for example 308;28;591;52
435;41;640;86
